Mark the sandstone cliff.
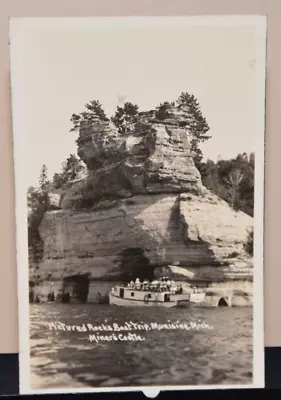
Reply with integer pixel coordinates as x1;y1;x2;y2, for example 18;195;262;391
39;192;252;281
31;104;254;305
61;107;202;210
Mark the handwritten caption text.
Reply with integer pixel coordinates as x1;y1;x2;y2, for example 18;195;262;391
48;320;213;343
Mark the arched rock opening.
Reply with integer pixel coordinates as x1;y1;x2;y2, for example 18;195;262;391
116;247;154;282
218;297;229;307
63;274;90;303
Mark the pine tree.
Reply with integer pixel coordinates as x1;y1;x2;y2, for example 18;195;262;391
176;92;211;162
111;102;139;134
155;101;175;120
38;164;50;211
85;100;108;122
38;164;49;192
70;100;109;132
62;154;84;181
27;165;51;267
52;154;86;189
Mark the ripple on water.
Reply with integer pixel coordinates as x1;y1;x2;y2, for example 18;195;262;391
29;304;253;389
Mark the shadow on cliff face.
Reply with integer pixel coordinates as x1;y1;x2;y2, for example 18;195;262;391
28;227;44;265
61;168;135;210
115;248;155;282
166;196;218;267
168;196;186;243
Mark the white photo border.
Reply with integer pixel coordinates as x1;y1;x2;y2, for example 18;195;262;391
9;15;266;395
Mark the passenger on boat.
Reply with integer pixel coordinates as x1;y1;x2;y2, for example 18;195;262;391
135;278;141;290
170;280;176;293
167;279;171;291
130;280;134;288
175;285;183;294
143;280;149;290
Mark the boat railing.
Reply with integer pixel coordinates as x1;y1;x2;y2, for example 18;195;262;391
122;284;183;295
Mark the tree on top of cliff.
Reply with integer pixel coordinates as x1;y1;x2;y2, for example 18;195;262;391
154;93;210;166
38;164;49;192
176;92;211;163
64;154;83;178
155;101;175;120
111;102;139;134
53;154;86;189
28;164;54;220
70;100;109;132
37;164;51;211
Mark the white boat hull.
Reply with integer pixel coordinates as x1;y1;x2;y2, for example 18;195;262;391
170;294;190;303
109;293;177;308
189;293;206;304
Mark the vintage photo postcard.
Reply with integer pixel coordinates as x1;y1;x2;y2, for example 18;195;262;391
9;16;266;394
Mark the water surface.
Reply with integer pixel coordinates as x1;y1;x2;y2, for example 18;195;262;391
30;304;253;389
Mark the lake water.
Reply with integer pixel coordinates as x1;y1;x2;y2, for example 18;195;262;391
29;304;253;389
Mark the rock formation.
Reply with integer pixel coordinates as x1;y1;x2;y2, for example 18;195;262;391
30;104;254;306
61;107;203;209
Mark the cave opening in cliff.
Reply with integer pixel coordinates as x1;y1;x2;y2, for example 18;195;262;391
218;297;229;307
117;247;154;282
63;274;90;303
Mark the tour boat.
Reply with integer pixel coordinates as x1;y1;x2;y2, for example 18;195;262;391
108;282;205;307
109;285;189;307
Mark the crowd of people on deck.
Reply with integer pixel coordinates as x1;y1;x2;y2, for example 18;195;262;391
127;277;183;294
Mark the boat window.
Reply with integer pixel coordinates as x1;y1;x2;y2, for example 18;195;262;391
164;294;170;302
147;294;151;299
131;292;134;297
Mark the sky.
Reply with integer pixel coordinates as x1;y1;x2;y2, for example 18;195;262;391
13;19;264;188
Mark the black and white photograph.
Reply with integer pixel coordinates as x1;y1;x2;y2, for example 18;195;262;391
9;16;266;394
